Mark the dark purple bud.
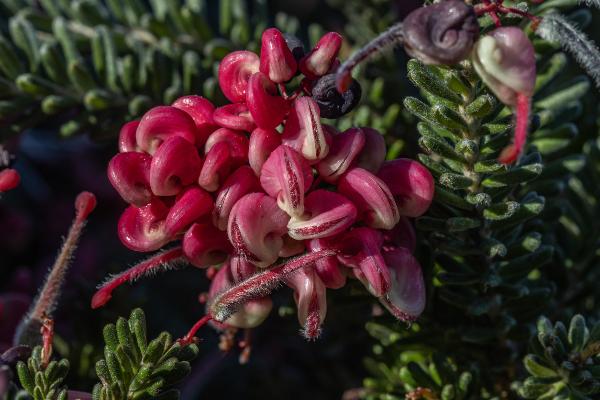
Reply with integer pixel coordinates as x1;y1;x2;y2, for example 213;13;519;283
284;34;306;62
403;0;479;65
312;74;362;119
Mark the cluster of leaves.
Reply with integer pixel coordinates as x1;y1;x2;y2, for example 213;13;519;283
359;3;600;399
518;315;600;399
14;309;198;400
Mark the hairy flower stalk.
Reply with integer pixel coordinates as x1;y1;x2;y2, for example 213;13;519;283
15;192;96;346
98;28;435;344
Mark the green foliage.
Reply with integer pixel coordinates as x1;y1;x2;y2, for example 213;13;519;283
16;309;198;400
16;346;69;400
518;315;600;399
92;308;198;400
0;0;276;140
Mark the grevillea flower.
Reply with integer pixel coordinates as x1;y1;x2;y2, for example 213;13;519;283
96;29;434;350
472;27;536;164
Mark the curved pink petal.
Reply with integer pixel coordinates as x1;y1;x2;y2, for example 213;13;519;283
165;187;214;236
383;217;417;254
149;136;203;196
182;223;231;268
379;248;426;322
107;152;152;206
299;32;342;79
199;129;250;192
285;266;327;339
118;199;171;252
356;127;386;173
118;120;140;153
260;28;297;83
338;227;390;297
377;159;434;218
278;235;306;258
246;72;290;129
136;106;197;155
172;95;217;147
316;127;365;183
230;255;257;283
213;103;256;132
307;238;346;289
338;168;399;230
213;166;261;230
248;127;282;176
260;145;313;217
227;193;290;268
282;97;330;163
288;190;356;240
218;50;260;103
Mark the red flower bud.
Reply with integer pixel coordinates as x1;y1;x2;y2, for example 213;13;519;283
107;152;152;206
285;266;327;340
172;95;218;147
355;127;386;173
199;129;249;192
316;127;365;183
288;190;356;240
118;199;171;252
165;187;213;236
218;50;260;103
213;166;261;231
307;238;346;289
0;168;20;193
339;227;390;297
248;128;282;176
227;193;290;268
282;97;330;163
377;159;434;218
260;28;298;83
299;32;343;79
338;168;399;230
213;103;256;132
260;145;313;217
246;72;290;129
149;136;203;196
183;223;231;268
379;248;426;322
136;106;197;155
118;120;140;153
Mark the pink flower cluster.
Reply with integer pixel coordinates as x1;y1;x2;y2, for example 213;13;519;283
97;28;435;339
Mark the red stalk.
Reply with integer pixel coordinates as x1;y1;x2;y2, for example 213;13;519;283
499;93;531;164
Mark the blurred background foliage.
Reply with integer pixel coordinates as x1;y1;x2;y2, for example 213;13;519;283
1;0;599;399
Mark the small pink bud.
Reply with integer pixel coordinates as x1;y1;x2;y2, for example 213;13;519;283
136;106;197;155
118;199;171;252
107;152;152;206
307;238;346;289
213;102;256;132
227;193;290;268
379;248;426;322
248;128;282;176
299;32;343;79
260;28;298;83
260;145;313;217
338;227;390;297
213;166;261;230
288;190;356;240
149;136;203;196
282;97;330;163
118;120;140;153
183;223;231;268
355;127;386;173
383;217;417;254
316;127;365;183
199;129;249;192
75;191;97;221
377;159;434;218
230;255;257;283
172;95;218;147
285;266;327;340
0;168;20;193
246;72;290;129
338;168;399;230
218;50;260;103
165;187;213;236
